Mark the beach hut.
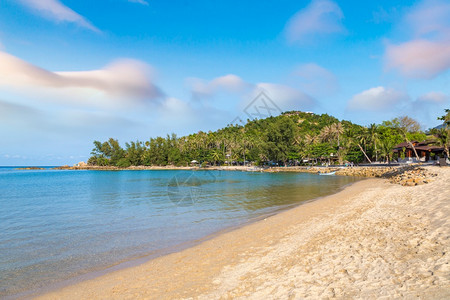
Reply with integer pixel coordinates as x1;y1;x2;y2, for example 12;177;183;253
392;141;444;162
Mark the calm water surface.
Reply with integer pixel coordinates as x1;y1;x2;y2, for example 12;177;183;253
0;167;360;297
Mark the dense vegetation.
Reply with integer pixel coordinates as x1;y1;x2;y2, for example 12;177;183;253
87;110;449;167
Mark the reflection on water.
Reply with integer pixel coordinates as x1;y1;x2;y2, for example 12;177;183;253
0;168;359;297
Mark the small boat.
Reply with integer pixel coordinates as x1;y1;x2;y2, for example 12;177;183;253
318;171;336;176
246;166;263;172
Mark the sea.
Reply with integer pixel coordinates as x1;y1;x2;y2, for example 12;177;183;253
0;167;360;298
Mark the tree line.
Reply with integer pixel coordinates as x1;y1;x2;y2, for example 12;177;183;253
87;110;449;167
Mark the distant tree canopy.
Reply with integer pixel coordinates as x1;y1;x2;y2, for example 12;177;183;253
87;110;444;167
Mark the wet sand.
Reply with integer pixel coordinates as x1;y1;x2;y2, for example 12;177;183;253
36;166;450;299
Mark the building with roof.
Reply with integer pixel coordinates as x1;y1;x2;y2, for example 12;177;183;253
392;141;445;162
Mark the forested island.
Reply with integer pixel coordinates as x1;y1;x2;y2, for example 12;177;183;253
87;110;449;167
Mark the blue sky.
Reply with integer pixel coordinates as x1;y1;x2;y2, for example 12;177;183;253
0;0;449;165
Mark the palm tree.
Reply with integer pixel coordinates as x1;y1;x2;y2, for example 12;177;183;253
319;125;334;143
304;133;318;145
368;123;379;162
379;138;396;163
331;122;344;148
210;149;222;166
318;123;343;145
318;122;344;163
346;127;372;163
430;127;449;158
434;110;450;158
302;133;319;163
356;128;372;163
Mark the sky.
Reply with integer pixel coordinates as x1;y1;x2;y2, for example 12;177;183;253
0;0;449;165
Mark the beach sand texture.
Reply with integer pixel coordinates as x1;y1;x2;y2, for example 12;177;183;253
36;166;450;299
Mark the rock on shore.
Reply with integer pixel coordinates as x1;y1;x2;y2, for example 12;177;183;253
269;165;440;187
388;167;438;186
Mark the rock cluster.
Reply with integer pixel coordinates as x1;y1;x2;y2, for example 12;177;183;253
281;166;400;177
269;165;441;186
336;167;397;177
388;167;437;186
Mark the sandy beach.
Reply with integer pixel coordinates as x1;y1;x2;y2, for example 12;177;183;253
36;166;450;299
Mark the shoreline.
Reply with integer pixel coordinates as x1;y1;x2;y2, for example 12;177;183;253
35;165;450;299
51;163;425;178
23;175;359;299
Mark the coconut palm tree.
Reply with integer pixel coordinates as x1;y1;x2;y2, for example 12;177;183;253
368;123;379;162
345;127;372;163
379;138;397;163
331;122;344;148
304;133;318;146
430;127;449;158
319;125;334;143
210;149;222;166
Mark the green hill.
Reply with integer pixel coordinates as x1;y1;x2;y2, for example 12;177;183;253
87;111;433;167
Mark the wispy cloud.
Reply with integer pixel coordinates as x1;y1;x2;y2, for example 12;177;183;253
385;0;450;79
0;51;163;102
406;92;450;127
385;39;450;80
291;63;338;97
284;0;345;44
0;96;141;163
186;74;316;112
18;0;99;32
0;98;138;132
371;6;401;24
416;92;449;104
404;0;450;37
128;0;149;5
347;86;409;111
255;83;315;110
187;74;252;100
0;98;41;126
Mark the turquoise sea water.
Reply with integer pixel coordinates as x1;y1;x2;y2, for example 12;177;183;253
0;167;359;297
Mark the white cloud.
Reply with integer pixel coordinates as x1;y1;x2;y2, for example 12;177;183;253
0;51;163;102
0;97;140;144
416;92;449;103
188;74;251;100
405;0;450;37
384;0;450;79
347;86;409;111
161;97;192;116
255;83;315;110
128;0;149;5
186;74;317;112
292;63;338;97
18;0;99;32
284;0;345;43
385;39;450;79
